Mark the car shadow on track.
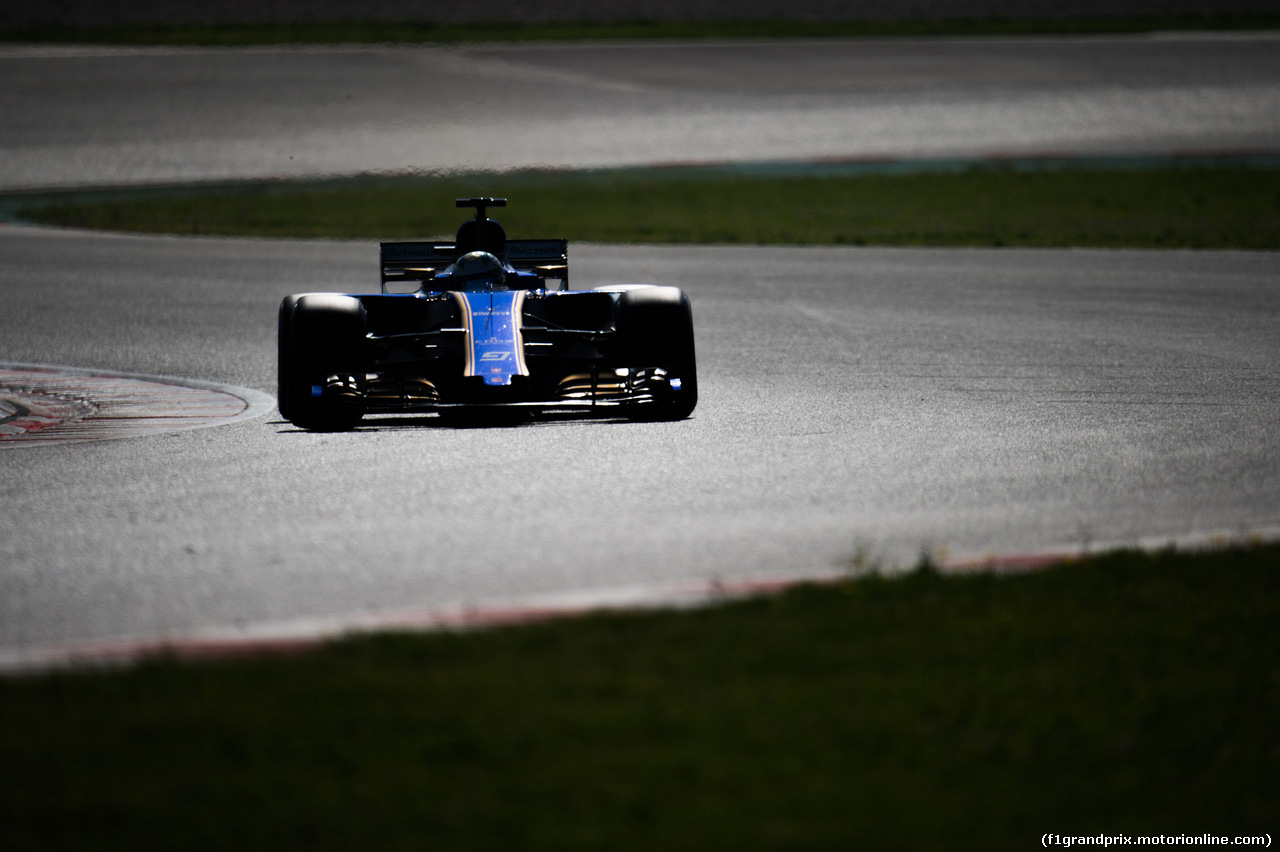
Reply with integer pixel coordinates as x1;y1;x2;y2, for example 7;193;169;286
271;412;649;433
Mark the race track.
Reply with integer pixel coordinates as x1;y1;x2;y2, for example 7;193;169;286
4;33;1280;189
1;35;1278;662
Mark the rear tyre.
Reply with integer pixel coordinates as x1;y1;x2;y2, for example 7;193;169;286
278;294;368;431
614;286;698;421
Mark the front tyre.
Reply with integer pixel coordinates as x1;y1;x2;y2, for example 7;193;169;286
278;294;368;431
614;286;698;421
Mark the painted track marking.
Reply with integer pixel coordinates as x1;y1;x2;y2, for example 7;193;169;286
0;363;274;445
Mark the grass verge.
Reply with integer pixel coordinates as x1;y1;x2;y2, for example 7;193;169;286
2;543;1277;850
3;15;1280;46
17;163;1280;248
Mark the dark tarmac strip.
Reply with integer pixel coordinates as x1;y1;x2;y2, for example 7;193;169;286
4;34;1279;190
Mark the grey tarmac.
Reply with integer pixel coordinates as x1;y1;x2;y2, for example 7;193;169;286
1;227;1276;654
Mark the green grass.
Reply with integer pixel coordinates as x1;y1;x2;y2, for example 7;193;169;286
3;15;1280;46
18;164;1280;248
2;543;1277;850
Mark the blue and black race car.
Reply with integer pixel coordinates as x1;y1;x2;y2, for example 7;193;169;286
278;198;697;430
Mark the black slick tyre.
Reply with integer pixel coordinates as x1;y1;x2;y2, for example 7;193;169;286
614;286;698;421
278;294;368;431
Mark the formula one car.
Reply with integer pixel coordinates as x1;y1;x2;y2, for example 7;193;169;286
278;198;697;430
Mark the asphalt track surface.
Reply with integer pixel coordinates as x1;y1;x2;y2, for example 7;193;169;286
1;35;1279;662
4;33;1280;189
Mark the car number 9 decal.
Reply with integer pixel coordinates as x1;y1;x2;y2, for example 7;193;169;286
455;291;529;386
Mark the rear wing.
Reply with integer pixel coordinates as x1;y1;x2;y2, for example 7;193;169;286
507;239;570;288
380;239;569;292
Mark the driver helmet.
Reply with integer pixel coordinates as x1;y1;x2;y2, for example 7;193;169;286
450;251;507;289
